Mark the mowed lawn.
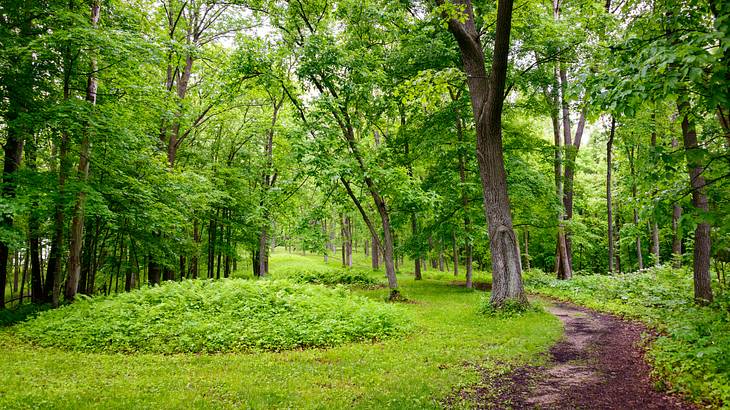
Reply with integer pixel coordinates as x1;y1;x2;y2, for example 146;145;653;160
0;252;561;409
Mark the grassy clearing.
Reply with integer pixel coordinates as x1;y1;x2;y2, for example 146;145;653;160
525;266;730;407
0;252;561;409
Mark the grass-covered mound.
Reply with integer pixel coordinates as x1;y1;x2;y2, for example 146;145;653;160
15;279;410;354
525;266;730;407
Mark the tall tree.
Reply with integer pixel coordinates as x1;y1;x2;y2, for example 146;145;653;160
437;0;526;305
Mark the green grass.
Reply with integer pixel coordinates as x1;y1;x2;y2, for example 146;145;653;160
0;251;562;409
525;266;730;407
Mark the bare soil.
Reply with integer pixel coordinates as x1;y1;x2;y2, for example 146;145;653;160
449;300;696;409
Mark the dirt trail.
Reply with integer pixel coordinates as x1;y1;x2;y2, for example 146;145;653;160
452;301;696;409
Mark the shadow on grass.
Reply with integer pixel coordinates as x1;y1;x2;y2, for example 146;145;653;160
0;303;51;327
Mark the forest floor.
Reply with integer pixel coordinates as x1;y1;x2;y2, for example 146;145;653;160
0;252;562;409
454;299;696;409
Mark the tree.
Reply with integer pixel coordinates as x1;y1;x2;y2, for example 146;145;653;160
437;0;526;305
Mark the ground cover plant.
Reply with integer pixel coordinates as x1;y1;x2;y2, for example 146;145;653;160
525;266;730;406
14;279;409;353
0;253;562;409
273;267;381;287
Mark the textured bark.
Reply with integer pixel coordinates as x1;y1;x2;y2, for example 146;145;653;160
678;100;713;303
440;0;524;305
607;117;616;273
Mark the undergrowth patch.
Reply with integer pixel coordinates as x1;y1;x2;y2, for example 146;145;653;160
14;279;410;354
280;268;381;287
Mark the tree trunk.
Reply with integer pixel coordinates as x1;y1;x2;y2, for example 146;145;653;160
65;0;100;302
650;122;660;266
607;117;616;273
670;136;683;267
340;177;398;296
190;218;199;278
411;214;422;280
0;118;25;310
678;100;713;303
628;145;644;270
452;232;459;276
441;0;524;305
371;233;379;269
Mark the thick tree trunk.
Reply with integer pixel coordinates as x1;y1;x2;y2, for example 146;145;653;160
441;0;525;305
607;117;616;273
678;100;713;303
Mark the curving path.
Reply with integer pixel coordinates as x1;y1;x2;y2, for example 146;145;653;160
453;300;696;409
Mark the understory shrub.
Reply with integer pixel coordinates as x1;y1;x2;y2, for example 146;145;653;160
276;267;381;287
15;279;410;354
525;266;730;407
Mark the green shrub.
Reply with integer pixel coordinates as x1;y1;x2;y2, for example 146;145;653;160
525;266;730;407
15;279;410;354
277;268;381;287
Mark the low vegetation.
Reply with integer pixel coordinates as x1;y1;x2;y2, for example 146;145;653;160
525;266;730;406
274;267;381;287
15;279;409;353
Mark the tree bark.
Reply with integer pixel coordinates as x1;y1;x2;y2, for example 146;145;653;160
678;100;713;303
440;0;525;305
607;117;616;273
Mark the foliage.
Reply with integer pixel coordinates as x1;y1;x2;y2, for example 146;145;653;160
15;279;410;353
525;266;730;407
276;268;382;287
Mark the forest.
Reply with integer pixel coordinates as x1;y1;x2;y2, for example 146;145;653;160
1;0;729;408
